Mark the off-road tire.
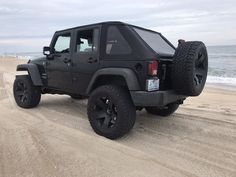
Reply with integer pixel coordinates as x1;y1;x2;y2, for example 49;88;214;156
145;103;179;117
13;75;41;108
172;41;208;96
87;85;136;139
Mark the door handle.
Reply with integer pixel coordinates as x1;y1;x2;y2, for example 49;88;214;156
63;58;71;63
88;57;97;63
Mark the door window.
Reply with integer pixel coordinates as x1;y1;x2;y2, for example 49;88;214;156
76;29;99;53
54;33;71;53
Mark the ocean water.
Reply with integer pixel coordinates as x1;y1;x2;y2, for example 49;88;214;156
1;45;236;88
1;52;44;60
207;45;236;87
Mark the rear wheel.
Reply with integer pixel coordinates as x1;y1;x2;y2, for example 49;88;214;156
145;103;179;117
87;85;136;139
13;75;41;108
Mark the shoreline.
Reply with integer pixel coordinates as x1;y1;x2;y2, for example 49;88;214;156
205;83;236;92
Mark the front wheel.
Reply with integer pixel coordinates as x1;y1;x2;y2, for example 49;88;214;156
87;85;136;139
145;103;179;117
13;75;41;108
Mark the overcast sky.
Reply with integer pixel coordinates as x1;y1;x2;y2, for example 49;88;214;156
0;0;236;53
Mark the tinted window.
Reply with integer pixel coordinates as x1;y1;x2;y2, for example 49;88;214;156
54;34;71;53
133;27;175;55
76;29;99;53
106;26;131;55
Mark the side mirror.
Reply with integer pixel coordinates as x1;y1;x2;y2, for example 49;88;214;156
43;46;51;56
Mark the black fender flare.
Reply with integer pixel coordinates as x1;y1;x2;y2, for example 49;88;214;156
16;64;43;86
86;68;141;94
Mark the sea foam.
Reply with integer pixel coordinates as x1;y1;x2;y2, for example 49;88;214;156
206;75;236;87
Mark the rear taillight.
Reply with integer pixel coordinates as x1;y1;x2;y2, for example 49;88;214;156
148;60;158;76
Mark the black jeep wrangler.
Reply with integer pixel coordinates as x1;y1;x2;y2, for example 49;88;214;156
13;21;208;139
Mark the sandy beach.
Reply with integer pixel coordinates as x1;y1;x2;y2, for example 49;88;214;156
0;57;236;177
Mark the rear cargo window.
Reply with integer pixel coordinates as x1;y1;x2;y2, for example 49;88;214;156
133;27;175;56
106;26;131;55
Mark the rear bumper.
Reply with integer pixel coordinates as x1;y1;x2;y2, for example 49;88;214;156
130;90;186;107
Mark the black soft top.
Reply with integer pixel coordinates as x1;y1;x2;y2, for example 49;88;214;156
55;21;174;58
56;21;161;34
56;21;127;33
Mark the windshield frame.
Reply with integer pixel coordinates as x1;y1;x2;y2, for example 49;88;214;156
130;25;176;57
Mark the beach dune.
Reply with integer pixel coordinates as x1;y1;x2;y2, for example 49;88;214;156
0;57;236;177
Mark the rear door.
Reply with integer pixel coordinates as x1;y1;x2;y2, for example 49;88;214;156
71;26;101;94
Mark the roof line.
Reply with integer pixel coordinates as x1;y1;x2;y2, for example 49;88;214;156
56;21;128;33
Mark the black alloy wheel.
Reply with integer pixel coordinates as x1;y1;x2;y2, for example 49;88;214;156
194;51;207;87
15;81;29;104
93;96;118;130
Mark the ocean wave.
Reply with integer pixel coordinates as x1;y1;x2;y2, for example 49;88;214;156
1;54;43;60
206;75;236;87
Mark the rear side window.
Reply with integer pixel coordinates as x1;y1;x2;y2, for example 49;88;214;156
106;26;131;55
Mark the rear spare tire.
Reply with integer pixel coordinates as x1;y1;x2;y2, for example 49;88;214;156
172;41;208;96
